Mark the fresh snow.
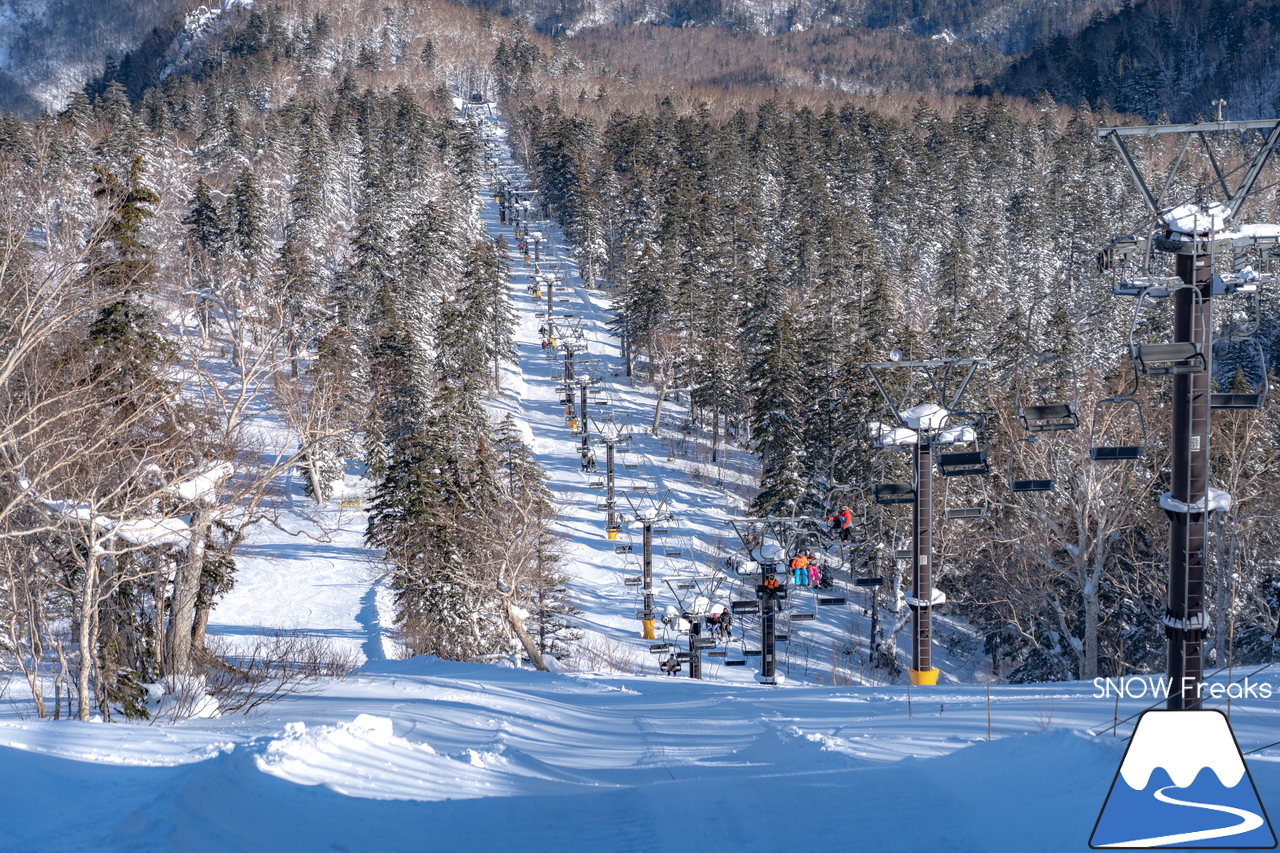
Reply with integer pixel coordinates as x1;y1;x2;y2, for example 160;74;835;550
5;100;1280;853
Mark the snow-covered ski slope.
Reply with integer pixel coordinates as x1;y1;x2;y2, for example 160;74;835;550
467;105;985;684
5;104;1280;853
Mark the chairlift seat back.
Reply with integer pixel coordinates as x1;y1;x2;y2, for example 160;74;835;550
1011;479;1054;492
873;483;915;504
1210;392;1264;410
944;506;986;519
1133;342;1204;375
937;450;988;476
1091;446;1142;461
1019;404;1078;432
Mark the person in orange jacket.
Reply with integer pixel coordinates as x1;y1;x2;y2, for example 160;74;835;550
791;552;809;586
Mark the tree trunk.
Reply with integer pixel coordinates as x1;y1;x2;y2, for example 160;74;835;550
192;601;212;654
712;408;720;464
1083;580;1099;680
76;551;99;721
651;376;670;435
506;602;547;671
167;507;208;675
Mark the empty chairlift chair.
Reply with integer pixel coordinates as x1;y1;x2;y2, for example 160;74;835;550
943;475;988;519
1211;339;1269;411
870;450;914;505
1016;356;1080;433
936;412;989;477
1090;378;1147;461
1009;435;1056;493
1127;285;1208;376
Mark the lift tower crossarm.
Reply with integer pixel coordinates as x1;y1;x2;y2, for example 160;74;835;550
1097;119;1280;220
1098;119;1280;137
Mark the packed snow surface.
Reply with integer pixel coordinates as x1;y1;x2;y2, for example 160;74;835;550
5;662;1280;851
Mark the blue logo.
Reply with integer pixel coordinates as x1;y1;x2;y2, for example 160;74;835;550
1091;710;1276;848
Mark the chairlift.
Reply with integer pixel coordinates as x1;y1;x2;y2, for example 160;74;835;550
1090;364;1146;461
1016;355;1080;432
1009;435;1056;493
1211;338;1269;410
871;451;914;505
1089;398;1146;461
936;412;989;476
942;474;987;520
1127;285;1208;376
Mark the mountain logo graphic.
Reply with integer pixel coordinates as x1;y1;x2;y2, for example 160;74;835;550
1091;709;1276;848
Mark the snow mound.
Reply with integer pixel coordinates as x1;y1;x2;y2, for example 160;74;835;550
899;403;950;430
1163;202;1231;234
256;715;536;802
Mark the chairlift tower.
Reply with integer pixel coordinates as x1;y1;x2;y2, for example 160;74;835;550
621;490;673;641
863;357;983;686
1097;107;1280;709
591;415;632;538
725;516;830;685
664;574;724;679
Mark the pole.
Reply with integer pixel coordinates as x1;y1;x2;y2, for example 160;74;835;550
580;384;589;455
761;603;777;683
688;618;702;679
642;521;655;640
1167;252;1211;709
869;581;879;662
606;442;616;533
909;438;936;684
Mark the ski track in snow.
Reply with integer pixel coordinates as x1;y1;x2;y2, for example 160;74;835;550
4;100;1280;853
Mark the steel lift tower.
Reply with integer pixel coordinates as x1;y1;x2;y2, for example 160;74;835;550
862;357;983;686
1097;107;1280;709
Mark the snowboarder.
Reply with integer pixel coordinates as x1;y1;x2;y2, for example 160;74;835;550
661;653;680;676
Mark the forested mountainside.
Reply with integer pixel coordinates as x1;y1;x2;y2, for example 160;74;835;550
464;0;1121;52
990;0;1280;121
0;0;196;116
0;0;579;720
500;76;1280;681
568;23;1006;98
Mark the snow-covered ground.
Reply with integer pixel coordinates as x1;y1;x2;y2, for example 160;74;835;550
4;102;1280;852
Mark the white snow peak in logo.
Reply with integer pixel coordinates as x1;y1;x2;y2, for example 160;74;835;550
1091;709;1276;849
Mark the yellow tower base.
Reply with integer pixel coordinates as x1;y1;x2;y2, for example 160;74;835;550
642;620;656;640
606;528;618;540
908;668;940;686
